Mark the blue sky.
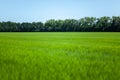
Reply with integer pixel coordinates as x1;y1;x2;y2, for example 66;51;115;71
0;0;120;22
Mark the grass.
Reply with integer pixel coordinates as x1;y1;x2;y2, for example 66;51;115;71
0;32;120;80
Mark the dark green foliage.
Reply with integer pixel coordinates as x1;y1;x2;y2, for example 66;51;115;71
0;16;120;32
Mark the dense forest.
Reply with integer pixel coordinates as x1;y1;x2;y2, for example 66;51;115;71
0;16;120;32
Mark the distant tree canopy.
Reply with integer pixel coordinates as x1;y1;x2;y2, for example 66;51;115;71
0;16;120;32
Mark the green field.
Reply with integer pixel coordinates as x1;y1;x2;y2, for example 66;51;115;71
0;32;120;80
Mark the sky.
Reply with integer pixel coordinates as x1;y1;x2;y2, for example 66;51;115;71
0;0;120;22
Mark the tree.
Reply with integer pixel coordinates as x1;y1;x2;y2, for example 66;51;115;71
44;19;56;31
0;16;120;32
95;16;111;31
111;16;120;32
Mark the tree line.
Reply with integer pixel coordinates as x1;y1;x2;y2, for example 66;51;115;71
0;16;120;32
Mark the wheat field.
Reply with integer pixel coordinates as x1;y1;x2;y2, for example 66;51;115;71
0;32;120;80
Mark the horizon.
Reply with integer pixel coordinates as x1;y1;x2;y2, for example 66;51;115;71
0;16;119;23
